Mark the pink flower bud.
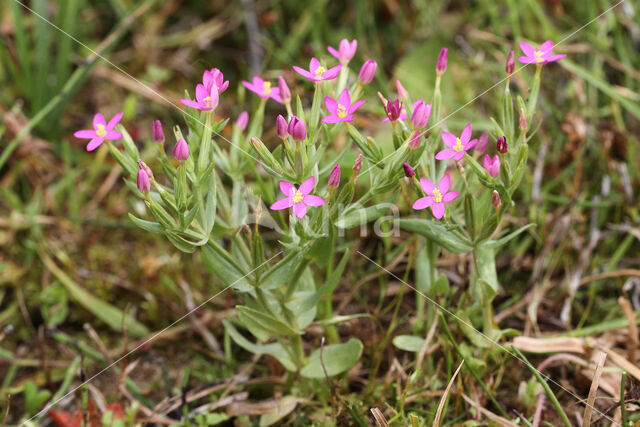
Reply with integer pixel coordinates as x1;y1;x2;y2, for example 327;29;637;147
411;100;432;129
236;111;249;130
152;120;164;143
328;163;341;187
137;160;154;180
358;60;377;84
136;168;150;192
492;190;501;209
436;47;448;73
496;136;508;154
287;116;306;141
483;154;500;178
353;153;363;173
250;137;260;149
384;99;403;121
173;138;189;161
476;131;489;153
506;50;515;74
277;76;291;102
402;162;415;178
408;130;421;149
519;108;528;132
276;115;288;139
396;80;408;99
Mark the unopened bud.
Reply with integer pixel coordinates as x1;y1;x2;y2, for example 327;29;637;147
492;190;501;209
287;116;306;141
408;130;421;149
411;100;432;129
136;167;150;193
276;115;288;139
496;136;508;154
328;164;341;187
396;80;408;99
352;153;363;180
172;138;189;161
358;60;377;84
137;159;154;180
476;131;488;153
436;47;448;74
506;50;515;75
402;162;415;178
277;76;291;102
236;111;249;130
250;137;261;149
152;120;165;143
519;108;528;132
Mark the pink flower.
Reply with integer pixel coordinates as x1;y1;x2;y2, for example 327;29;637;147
381;100;424;123
180;83;218;111
322;89;365;124
173;138;189;161
327;39;357;63
518;40;565;65
436;47;448;73
483;154;500;178
242;76;283;103
435;124;477;161
74;112;123;151
270;177;326;218
411;100;432;129
358;60;377;84
202;68;229;93
287;116;307;141
412;174;459;219
293;58;341;82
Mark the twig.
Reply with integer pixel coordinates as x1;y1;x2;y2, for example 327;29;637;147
618;296;638;363
432;360;463;427
370;408;389;427
178;280;222;356
582;351;607;426
461;393;517;427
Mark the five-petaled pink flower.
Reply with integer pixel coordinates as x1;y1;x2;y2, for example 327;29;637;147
322;89;365;123
518;40;566;65
293;58;341;82
483;154;500;178
270;177;326;219
242;76;283;103
181;83;219;111
327;39;357;63
412;173;459;219
202;68;229;93
435;124;477;161
74;112;123;151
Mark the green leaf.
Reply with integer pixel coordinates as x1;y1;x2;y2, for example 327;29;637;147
259;396;301;427
223;320;296;371
485;223;535;249
237;306;298;336
335;204;390;229
398;219;472;254
455;310;491;348
300;338;363;378
392;335;425;352
128;213;163;233
474;246;499;296
259;250;306;290
201;244;252;292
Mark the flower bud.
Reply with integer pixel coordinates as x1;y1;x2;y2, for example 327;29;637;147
352;153;363;180
136;168;150;193
476;131;489;153
276;114;288;139
492;190;501;209
411;100;432;129
358;60;377;84
277;76;291;102
250;137;261;149
287;116;306;141
236;111;249;130
402;162;415;178
506;50;515;75
152;120;165;143
396;80;408;99
519;108;528;132
496;136;508;154
436;47;448;73
173;138;189;161
137;159;154;180
408;130;421;149
328;164;341;187
384;99;403;121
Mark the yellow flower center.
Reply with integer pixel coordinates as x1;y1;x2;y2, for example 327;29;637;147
203;96;211;105
337;104;347;118
432;188;442;203
534;50;545;63
315;66;326;76
453;137;464;152
293;190;303;204
96;124;107;138
263;81;271;94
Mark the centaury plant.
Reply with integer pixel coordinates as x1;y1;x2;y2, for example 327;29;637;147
72;38;563;385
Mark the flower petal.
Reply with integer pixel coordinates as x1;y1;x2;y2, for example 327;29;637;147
309;58;321;72
453;151;466;161
195;84;208;102
181;99;202;109
412;197;433;210
324;96;338;114
279;181;296;196
105;130;122;140
293;202;307;218
86;137;104;152
435;149;455;160
520;42;536;57
322;65;342;80
322;115;341;124
349;99;365;114
437;174;450;193
337;89;351;107
242;80;256;93
545;54;566;62
293;66;314;80
539;40;554;54
441;132;457;147
442;191;459;203
461;123;472;144
431;202;445;219
298;176;315;195
74;129;96;139
420;177;435;194
303;195;325;206
518;56;537;64
270;198;292;210
93;113;106;128
106;112;123;130
327;46;340;59
464;138;477;150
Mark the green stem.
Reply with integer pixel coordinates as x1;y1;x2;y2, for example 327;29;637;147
323;226;339;343
620;370;627;426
